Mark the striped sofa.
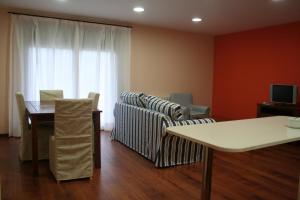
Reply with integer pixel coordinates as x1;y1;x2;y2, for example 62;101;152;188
111;93;215;167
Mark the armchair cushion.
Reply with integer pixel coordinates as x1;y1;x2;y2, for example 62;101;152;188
189;105;210;119
169;93;192;107
169;93;210;119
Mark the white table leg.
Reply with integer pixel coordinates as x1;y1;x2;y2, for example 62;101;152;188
202;146;214;200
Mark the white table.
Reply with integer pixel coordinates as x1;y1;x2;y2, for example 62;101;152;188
167;116;300;200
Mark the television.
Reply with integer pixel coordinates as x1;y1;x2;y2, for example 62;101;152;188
270;84;298;104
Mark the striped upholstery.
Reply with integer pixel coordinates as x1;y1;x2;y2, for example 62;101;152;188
120;92;146;107
111;102;215;167
146;95;183;121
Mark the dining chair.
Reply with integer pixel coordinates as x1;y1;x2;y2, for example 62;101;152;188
49;99;93;182
88;92;100;110
15;92;53;161
88;92;99;153
40;90;63;101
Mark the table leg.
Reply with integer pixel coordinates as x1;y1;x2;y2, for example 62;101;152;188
31;115;39;176
93;112;101;168
201;146;214;200
298;175;300;200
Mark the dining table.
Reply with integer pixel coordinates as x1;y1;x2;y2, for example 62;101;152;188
24;101;102;176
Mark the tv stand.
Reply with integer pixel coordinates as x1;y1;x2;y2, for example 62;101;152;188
257;102;300;117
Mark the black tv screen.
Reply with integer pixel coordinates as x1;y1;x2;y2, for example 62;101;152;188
270;84;297;104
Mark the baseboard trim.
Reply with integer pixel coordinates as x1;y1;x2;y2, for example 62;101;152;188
0;133;8;137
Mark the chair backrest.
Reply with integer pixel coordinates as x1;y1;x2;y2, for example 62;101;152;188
40;90;63;101
55;99;92;138
88;92;100;110
15;92;26;128
169;93;193;107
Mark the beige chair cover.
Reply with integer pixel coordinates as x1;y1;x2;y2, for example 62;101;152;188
40;90;63;101
40;90;63;130
15;92;53;161
49;99;93;181
88;92;99;153
88;92;100;110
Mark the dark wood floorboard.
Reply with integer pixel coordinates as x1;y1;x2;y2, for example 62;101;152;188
0;132;299;200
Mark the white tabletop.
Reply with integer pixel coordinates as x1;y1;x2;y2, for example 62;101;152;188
167;116;300;152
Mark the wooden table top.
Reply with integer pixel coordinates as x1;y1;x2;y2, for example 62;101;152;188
25;101;55;115
167;116;300;153
25;101;102;115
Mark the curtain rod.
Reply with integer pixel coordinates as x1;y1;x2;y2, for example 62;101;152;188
8;11;132;28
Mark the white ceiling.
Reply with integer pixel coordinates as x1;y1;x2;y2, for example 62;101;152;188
0;0;300;35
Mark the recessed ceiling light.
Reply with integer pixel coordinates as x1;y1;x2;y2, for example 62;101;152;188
133;7;145;13
192;17;202;23
272;0;284;2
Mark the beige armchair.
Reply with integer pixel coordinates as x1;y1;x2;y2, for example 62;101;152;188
49;99;93;181
15;92;53;161
88;92;100;110
40;90;63;101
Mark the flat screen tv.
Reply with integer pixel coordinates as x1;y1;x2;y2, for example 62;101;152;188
270;84;297;104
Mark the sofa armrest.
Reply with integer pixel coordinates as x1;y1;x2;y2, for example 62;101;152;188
165;118;215;128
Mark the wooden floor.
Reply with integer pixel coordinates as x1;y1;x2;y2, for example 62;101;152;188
0;132;300;200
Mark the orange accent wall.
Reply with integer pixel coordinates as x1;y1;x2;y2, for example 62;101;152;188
212;22;300;120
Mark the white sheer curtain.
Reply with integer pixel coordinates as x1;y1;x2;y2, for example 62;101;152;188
9;14;131;137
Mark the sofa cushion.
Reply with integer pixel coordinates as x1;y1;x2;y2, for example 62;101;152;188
120;92;146;107
145;95;183;120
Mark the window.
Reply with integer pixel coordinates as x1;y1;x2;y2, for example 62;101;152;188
10;15;130;136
